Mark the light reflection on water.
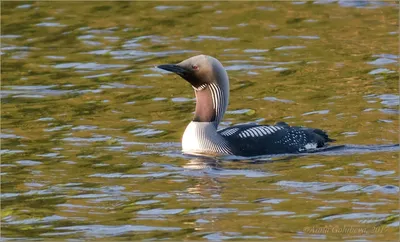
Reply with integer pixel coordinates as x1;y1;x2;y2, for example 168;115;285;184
1;1;399;241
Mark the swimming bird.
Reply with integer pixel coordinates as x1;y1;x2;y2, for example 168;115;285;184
158;55;334;157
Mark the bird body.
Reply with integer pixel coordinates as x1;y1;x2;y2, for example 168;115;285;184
158;55;334;157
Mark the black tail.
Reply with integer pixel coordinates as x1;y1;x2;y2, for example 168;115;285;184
312;128;335;143
276;121;335;143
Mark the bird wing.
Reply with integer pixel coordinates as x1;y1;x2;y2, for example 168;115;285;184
218;122;332;156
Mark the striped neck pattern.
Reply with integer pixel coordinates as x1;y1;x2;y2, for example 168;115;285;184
208;82;227;126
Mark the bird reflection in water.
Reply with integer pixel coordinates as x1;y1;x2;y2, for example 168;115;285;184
183;156;223;195
182;156;227;232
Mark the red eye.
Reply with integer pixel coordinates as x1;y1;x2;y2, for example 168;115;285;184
192;65;198;70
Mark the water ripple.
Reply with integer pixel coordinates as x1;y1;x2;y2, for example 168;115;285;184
367;58;397;65
182;35;239;42
49;225;181;237
137;208;184;215
275;46;306;51
54;62;128;70
263;96;295;103
36;22;67;27
321;213;391;221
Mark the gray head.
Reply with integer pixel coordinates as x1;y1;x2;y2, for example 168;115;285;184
158;55;229;126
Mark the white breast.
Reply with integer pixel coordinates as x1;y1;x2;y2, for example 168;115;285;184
182;121;232;156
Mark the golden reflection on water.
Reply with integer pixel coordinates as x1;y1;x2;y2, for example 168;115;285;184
1;1;399;240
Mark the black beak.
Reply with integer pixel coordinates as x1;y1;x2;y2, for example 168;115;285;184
157;64;189;76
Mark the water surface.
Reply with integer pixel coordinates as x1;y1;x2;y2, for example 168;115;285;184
1;1;399;241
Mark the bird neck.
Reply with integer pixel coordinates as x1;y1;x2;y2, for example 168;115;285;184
193;83;228;128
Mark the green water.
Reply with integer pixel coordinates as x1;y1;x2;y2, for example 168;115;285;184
1;1;399;240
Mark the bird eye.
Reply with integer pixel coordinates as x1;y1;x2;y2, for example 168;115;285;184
192;65;199;70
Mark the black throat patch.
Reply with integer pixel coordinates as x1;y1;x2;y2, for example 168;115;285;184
193;86;216;122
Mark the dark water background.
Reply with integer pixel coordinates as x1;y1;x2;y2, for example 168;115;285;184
1;1;399;241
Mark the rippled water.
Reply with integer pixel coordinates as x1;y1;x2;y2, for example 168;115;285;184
1;1;399;241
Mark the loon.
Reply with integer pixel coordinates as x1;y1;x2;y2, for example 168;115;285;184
158;55;334;157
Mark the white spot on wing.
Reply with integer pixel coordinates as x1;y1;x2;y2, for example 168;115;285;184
250;129;259;137
224;125;287;140
265;127;274;134
304;143;317;150
257;127;267;135
220;127;239;136
270;126;278;131
244;130;253;137
263;127;272;134
251;127;263;136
